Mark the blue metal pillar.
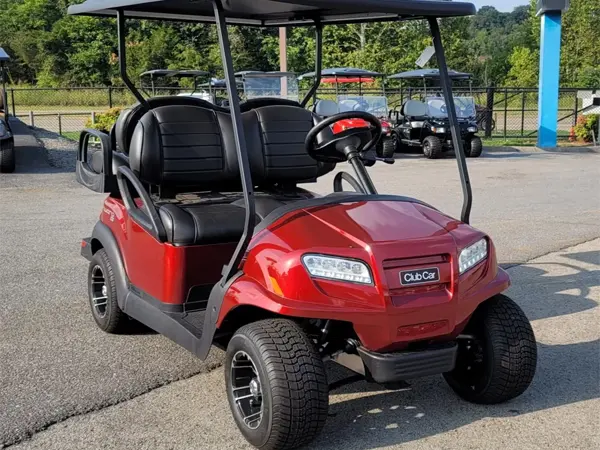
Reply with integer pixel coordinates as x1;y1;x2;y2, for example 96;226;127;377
537;11;563;148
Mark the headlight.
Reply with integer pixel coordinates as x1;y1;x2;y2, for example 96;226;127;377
302;254;373;285
459;239;488;274
381;126;390;133
467;126;478;133
431;127;446;134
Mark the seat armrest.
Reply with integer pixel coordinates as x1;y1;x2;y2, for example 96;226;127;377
116;166;166;242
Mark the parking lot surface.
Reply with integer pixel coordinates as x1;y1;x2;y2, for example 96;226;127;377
1;127;598;448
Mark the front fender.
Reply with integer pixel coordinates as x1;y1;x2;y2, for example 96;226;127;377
216;275;385;329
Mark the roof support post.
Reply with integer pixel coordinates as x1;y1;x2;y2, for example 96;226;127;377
301;23;323;107
429;17;472;224
117;10;147;106
212;0;255;283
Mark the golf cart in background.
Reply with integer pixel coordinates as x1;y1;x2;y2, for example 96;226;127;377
389;69;483;159
237;70;300;103
140;69;215;103
300;68;398;158
0;48;15;173
69;1;537;449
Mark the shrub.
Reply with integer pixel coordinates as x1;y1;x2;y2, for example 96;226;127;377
572;114;599;143
85;107;123;133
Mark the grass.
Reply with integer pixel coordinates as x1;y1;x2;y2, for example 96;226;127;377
61;131;80;141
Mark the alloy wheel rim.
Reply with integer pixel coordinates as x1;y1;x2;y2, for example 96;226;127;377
90;265;108;318
230;351;264;430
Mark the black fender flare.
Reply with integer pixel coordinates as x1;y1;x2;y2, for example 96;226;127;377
91;221;129;310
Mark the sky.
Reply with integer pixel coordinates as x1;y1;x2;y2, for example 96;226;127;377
471;0;529;12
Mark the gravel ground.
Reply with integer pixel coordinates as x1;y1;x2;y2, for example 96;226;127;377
30;127;78;170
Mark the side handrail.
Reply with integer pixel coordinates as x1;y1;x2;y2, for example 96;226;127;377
116;166;166;242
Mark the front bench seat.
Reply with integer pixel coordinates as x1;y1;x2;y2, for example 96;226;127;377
129;104;252;246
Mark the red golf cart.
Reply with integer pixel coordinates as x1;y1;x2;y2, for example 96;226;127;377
69;1;537;449
300;67;398;158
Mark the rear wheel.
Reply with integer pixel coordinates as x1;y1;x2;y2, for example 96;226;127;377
88;249;131;333
465;136;483;158
444;294;537;404
225;319;329;450
422;135;442;159
0;139;15;173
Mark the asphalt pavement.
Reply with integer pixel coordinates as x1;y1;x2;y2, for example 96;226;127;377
0;125;599;448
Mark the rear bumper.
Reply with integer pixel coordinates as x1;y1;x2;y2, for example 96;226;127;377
357;342;457;383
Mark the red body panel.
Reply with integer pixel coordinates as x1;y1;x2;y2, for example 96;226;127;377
101;198;234;304
102;196;508;352
218;201;509;352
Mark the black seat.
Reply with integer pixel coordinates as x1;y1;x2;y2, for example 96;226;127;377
115;96;228;155
128;103;334;246
240;97;301;113
159;203;249;245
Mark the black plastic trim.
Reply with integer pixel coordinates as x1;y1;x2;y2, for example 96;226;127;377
358;342;458;384
76;129;118;194
90;221;129;309
81;237;93;261
123;288;206;358
116;166;167;242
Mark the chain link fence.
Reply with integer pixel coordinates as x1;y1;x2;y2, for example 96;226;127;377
7;85;594;141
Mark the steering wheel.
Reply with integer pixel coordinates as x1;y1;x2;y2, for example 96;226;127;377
305;111;382;163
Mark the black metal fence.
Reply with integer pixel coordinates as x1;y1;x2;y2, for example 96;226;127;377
6;85;596;140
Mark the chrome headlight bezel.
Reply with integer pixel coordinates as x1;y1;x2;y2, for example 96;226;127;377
301;254;373;285
458;238;488;274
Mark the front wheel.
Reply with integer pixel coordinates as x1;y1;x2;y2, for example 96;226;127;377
225;319;329;450
0;139;15;173
444;294;537;404
422;135;443;159
465;136;483;158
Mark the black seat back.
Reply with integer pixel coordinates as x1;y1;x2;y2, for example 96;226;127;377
129;104;241;192
243;105;335;184
129;104;334;196
115;96;228;155
240;98;301;113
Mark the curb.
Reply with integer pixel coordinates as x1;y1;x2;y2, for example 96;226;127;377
484;145;600;154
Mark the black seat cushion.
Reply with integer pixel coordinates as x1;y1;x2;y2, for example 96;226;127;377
231;196;286;221
159;203;249;246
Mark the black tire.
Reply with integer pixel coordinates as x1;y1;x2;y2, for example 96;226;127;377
0;139;15;173
380;134;397;158
422;135;443;159
444;294;537;404
225;319;329;450
88;249;131;333
465;136;483;158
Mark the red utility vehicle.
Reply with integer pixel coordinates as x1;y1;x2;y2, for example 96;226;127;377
69;1;537;449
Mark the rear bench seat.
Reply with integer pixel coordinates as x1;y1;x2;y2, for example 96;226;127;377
128;103;334;246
